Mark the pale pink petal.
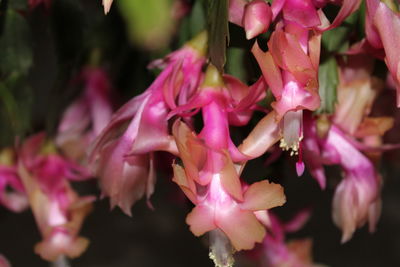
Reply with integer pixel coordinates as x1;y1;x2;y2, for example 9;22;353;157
186;205;216;236
242;180;286;211
217;208;266;251
239;111;281;159
243;0;272;39
102;0;113;14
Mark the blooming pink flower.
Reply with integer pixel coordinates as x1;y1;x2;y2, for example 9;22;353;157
171;65;285;266
301;55;392;241
89;32;207;215
243;0;272;39
0;255;10;267
18;133;93;261
0;148;28;213
57;67;113;161
252;22;321;175
172;121;285;257
365;0;400;106
261;211;319;267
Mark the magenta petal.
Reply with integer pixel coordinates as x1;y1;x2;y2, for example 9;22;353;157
243;0;272;39
229;0;247;26
282;0;321;28
130;92;173;154
295;161;305;177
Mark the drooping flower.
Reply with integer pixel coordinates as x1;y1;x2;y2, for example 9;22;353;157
89;32;207;215
243;0;272;39
302;55;392;241
0;148;28;213
171;65;286;266
56;67;113;161
252;22;321;174
261;211;320;267
365;0;400;106
18;133;93;261
0;255;11;267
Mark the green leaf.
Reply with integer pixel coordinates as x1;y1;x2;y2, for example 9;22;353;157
322;11;359;53
118;0;174;51
207;0;229;72
9;0;28;9
316;56;338;114
226;48;246;81
0;9;32;75
178;0;206;46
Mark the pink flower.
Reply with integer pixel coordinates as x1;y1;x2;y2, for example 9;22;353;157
57;67;113;161
0;255;11;267
0;148;28;213
171;65;285;265
365;0;400;106
252;22;321;174
243;0;272;39
18;133;93;261
172;121;286;255
261;211;318;267
89;32;207;215
327;126;381;243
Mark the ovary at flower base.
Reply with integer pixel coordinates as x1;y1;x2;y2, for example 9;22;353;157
18;133;93;262
88;32;207;215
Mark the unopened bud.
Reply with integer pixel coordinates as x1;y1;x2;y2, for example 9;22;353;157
243;0;272;40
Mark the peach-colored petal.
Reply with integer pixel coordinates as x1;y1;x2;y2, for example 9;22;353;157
172;120;208;185
172;164;198;204
219;151;244;201
239;111;281;158
242;180;286;211
186;205;216;236
218;208;266;251
355;117;394;138
252;42;283;97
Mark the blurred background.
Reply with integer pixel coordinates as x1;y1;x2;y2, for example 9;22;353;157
1;0;400;266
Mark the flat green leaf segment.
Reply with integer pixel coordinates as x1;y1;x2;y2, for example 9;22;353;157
322;11;359;53
316;57;338;114
0;10;32;75
207;0;229;72
118;0;174;50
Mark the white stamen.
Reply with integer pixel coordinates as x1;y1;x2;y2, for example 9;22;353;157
280;110;303;155
209;229;235;267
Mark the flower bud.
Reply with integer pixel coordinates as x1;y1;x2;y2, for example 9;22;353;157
243;0;272;40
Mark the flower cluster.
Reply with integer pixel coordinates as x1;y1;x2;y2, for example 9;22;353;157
2;0;400;266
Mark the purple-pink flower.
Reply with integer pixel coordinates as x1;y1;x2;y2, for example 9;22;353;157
18;133;93;261
89;32;207;215
0;148;28;213
57;67;113;161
